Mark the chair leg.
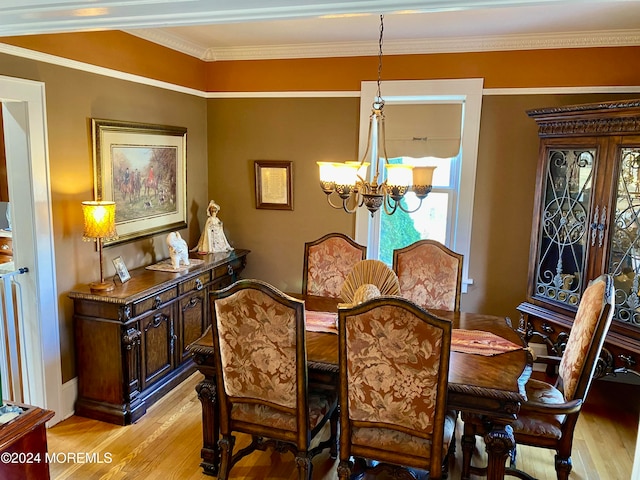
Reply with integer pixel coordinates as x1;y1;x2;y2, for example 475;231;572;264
217;435;235;480
460;421;477;480
296;454;312;480
554;453;572;480
337;459;353;480
330;408;339;459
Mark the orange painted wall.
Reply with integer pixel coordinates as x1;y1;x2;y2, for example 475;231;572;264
2;32;640;91
1;31;207;91
205;47;640;91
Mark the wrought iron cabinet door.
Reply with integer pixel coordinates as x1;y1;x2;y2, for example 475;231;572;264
518;99;640;377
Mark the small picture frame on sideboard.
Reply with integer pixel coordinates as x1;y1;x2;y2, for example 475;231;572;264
112;256;131;283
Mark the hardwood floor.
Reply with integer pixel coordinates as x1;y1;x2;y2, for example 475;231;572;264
47;372;638;480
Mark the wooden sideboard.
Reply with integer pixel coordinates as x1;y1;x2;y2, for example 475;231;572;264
69;249;249;425
0;404;55;480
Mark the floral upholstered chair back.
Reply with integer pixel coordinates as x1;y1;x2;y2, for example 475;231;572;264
303;233;367;298
393;239;463;312
213;280;302;416
557;274;614;401
211;279;339;480
337;297;454;479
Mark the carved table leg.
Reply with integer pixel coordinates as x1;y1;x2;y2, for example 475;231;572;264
195;377;219;476
484;423;515;480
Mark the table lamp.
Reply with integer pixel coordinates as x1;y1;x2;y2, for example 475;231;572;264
82;201;118;293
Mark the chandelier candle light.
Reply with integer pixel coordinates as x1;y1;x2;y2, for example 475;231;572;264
318;14;436;216
82;201;118;293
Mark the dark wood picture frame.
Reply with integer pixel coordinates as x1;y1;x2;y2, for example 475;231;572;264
254;160;293;210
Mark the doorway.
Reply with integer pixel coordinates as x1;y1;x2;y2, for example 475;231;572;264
0;75;63;425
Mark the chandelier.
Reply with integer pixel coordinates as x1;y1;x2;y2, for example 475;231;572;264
317;14;436;216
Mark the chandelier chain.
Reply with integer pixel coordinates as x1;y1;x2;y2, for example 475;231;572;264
376;14;384;103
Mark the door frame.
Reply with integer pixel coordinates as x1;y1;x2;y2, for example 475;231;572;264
1;75;63;424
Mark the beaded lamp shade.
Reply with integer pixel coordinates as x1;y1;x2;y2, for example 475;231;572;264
82;201;117;241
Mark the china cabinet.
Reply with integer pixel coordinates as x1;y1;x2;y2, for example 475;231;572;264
517;99;640;377
69;249;248;425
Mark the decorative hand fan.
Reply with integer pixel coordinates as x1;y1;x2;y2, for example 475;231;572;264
340;259;400;304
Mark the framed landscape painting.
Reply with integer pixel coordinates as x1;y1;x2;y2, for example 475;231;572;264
92;119;187;246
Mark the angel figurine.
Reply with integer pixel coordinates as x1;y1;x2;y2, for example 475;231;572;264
193;200;234;254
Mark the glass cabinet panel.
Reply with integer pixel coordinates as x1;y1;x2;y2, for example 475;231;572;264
608;147;640;329
534;148;595;308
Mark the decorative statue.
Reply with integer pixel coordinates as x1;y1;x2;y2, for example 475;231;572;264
193;200;234;254
166;231;190;269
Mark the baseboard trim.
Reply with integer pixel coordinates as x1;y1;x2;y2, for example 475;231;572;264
60;377;77;422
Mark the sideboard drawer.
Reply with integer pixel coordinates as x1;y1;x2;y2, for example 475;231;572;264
179;272;210;295
212;256;245;281
133;287;177;316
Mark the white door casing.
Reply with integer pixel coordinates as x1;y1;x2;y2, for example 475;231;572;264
1;74;63;425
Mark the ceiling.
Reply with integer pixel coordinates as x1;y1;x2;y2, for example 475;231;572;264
2;0;640;61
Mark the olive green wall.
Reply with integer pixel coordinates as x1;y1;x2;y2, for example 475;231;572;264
208;93;640;324
0;52;209;381
207;97;358;293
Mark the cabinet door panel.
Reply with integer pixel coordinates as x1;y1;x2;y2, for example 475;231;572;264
179;290;207;363
533;146;596;309
607;143;640;334
140;306;174;389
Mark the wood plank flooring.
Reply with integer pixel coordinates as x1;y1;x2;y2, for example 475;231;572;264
47;372;638;480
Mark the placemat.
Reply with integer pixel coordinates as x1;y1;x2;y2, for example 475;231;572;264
452;329;523;356
145;258;205;273
305;310;338;334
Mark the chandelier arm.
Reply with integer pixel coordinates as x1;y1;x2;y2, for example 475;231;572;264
383;194;399;215
325;193;347;210
325;192;361;214
397;196;425;214
343;191;362;214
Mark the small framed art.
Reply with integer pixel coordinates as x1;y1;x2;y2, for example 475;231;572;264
254;160;293;210
112;256;131;283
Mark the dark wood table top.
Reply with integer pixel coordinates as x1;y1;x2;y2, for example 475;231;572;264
191;293;531;417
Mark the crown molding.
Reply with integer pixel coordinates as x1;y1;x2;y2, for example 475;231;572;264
125;28;640;61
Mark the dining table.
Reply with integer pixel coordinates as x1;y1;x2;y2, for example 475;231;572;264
186;294;531;480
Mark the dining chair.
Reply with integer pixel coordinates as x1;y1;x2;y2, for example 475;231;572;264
210;279;339;480
337;296;455;479
340;259;400;305
302;232;367;298
392;239;464;312
463;274;615;480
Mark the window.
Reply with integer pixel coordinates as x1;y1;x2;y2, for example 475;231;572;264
355;79;484;292
378;154;459;265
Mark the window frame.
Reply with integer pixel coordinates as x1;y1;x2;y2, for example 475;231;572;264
354;79;484;292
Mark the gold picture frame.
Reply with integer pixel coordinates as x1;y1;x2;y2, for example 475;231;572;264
92;118;187;246
254;160;293;210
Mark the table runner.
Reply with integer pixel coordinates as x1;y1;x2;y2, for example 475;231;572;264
305;313;522;356
305;310;338;333
451;329;523;356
